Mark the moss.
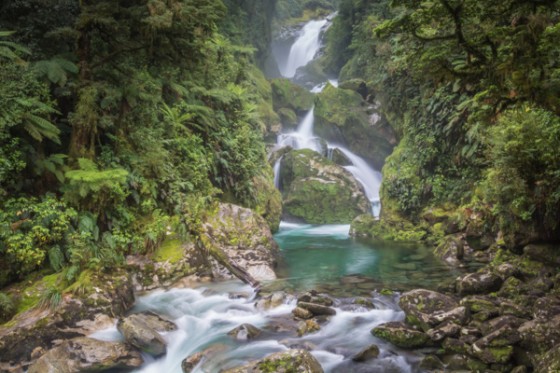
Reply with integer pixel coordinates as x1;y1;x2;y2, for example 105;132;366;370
15;272;62;314
271;78;314;114
372;324;432;349
153;237;184;264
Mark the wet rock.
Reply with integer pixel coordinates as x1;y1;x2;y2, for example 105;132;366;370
0;271;134;369
518;314;560;353
127;312;176;332
200;203;279;285
297;301;336;316
426;322;461;342
228;324;262;341
457;271;503;296
534;344;560;373
292;307;313;320
27;337;143;373
434;235;465;265
371;322;434;349
352;344;380;362
443;337;471;354
533;295;560;319
473;323;521;349
280;149;370;224
471;345;514;364
352;297;375;309
297;319;320;336
419;355;444;370
223;349;324;373
398;289;460;331
256;291;292;310
117;315;167;356
523;244;560;265
181;344;228;373
297;292;333;306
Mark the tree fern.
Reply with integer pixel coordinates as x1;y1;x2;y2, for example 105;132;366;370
0;31;30;62
34;57;79;87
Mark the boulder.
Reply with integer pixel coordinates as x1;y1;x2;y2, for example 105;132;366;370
117;314;168;356
280;149;370;224
434;235;465;265
371;322;434;349
398;289;461;331
228;324;262;340
523;244;560;265
297;319;321;336
518;314;560;353
297;302;336;316
352;344;380;362
314;84;395;170
255;291;292;310
535;344;560;373
292;307;313;319
199;203;279;286
0;270;134;369
27;337;143;373
223;349;324;373
426;322;461;342
532;295;560;319
456;271;503;296
471;345;514;364
271;78;314;115
181;344;227;373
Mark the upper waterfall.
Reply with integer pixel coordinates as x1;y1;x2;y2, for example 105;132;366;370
280;19;327;78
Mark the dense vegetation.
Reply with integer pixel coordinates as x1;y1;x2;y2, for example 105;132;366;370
323;0;560;247
0;0;284;288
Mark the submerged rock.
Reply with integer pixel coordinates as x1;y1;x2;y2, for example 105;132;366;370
280;149;370;224
27;337;143;373
228;324;262;340
352;344;380;362
223;349;324;373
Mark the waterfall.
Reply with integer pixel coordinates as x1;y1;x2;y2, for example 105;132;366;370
281;19;327;78
277;108;323;153
273;156;283;190
334;146;382;217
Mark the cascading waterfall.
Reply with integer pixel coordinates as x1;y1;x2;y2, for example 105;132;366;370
273;156;283;189
276;107;323;153
280;19;327;78
335;146;383;217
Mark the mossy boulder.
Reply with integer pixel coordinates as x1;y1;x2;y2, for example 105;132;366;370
456;271;503;296
398;289;462;331
117;312;175;356
271;78;314;116
314;84;395;170
0;270;134;368
200;203;279;283
280;149;370;224
371;321;434;349
535;344;560;373
27;337;143;373
224;349;324;373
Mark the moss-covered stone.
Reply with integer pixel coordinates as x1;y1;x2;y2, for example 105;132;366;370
271;78;314;115
314;84;394;170
224;349;324;373
280;149;370;224
372;322;434;349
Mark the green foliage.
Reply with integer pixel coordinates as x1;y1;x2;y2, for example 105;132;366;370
39;286;62;310
481;106;560;238
0;292;15;322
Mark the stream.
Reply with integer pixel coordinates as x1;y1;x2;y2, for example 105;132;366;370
91;16;459;373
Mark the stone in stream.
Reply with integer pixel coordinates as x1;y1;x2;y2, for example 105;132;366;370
27;337;143;373
117;314;168;356
181;344;228;373
228;323;262;340
297;319;320;336
292;306;314;319
352;344;380;362
371;322;434;349
223;349;324;373
297;301;336;316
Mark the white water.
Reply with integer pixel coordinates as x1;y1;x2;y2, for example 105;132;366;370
273;156;283;189
92;283;413;373
335;146;383;217
281;19;328;78
277;107;324;153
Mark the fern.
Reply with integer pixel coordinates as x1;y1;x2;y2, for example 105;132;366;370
0;31;30;62
34;57;79;86
48;245;66;272
39;287;62;310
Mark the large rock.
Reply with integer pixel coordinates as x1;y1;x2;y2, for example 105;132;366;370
297;301;336;316
271;78;314;116
371;322;434;349
456;271;503;296
223;349;324;373
314;84;395;170
518;314;560;353
200;203;279;285
117;312;175;356
27;337;143;373
280;149;370;224
535;344;560;373
398;289;462;331
0;271;134;369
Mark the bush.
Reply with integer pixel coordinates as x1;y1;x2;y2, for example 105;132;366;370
0;292;15;322
482;106;560;238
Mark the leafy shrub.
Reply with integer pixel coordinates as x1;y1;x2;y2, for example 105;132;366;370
482;106;560;238
0;292;15;322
